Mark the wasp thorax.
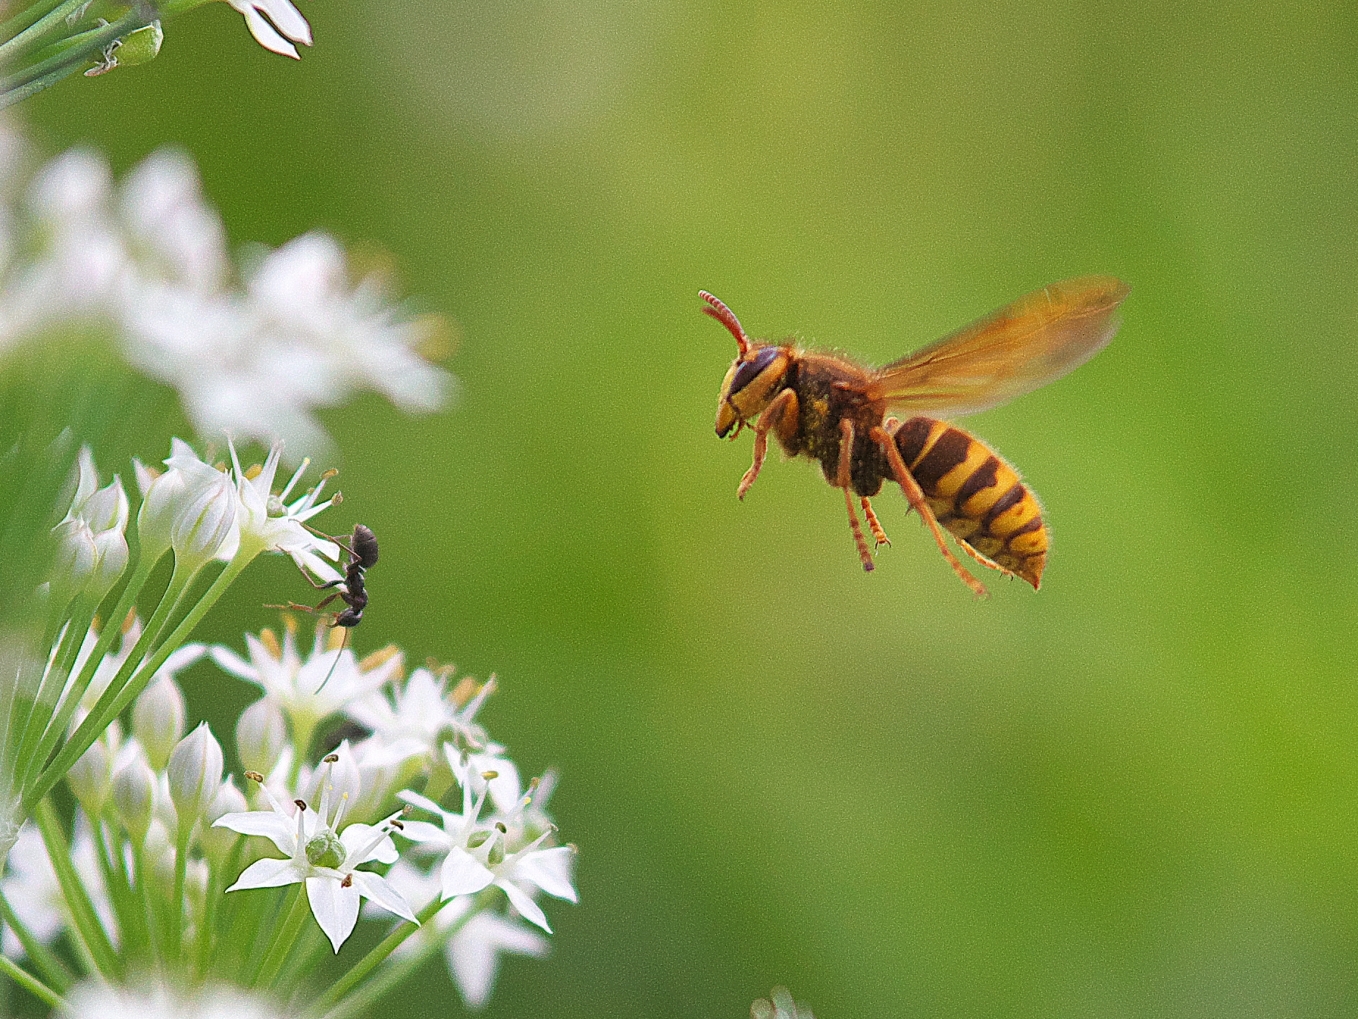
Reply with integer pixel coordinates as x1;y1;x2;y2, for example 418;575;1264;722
715;345;790;437
305;829;346;869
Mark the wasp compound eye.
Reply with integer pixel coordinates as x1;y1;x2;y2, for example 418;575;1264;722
728;346;781;396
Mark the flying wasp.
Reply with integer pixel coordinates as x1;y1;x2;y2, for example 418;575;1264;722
706;277;1130;596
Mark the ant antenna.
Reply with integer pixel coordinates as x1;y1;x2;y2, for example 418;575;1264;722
699;291;750;356
317;626;348;693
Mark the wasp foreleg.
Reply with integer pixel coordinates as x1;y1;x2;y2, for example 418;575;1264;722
870;426;988;598
737;387;799;501
861;497;890;547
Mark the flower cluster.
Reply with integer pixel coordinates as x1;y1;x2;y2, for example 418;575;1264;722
0;127;451;457
211;620;576;1005
3;512;574;1015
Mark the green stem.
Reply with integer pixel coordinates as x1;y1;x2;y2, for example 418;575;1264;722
34;798;121;980
0;0;67;49
253;883;310;989
0;8;147;105
0;890;72;994
89;815;146;966
171;821;191;961
23;551;161;793
14;595;95;789
0;955;64;1010
0;0;96;63
26;552;252;814
307;895;449;1017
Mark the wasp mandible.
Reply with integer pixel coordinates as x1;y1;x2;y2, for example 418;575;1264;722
706;277;1130;596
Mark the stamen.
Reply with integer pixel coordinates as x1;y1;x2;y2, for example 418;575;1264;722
278;457;311;502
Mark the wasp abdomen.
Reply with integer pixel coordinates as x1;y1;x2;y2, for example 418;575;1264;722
893;417;1048;589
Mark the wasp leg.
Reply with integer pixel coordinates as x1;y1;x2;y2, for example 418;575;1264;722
737;387;799;501
861;497;890;547
870;426;988;598
838;419;875;572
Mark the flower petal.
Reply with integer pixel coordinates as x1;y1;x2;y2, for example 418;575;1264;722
396;820;452;847
208;645;256;681
495;878;550;933
349;871;418;923
225;856;298;892
240;6;299;58
514;846;577;903
306;875;359;952
213;809;297;856
339;823;397;865
441;847;495;899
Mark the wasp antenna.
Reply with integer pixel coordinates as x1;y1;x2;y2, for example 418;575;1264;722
699;290;750;356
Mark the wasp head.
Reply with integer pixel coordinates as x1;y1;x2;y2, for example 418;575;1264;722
715;343;791;438
700;291;792;438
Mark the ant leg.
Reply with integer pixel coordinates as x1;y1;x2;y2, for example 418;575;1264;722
861;496;890;547
301;522;357;560
838;420;875;572
870;426;988;598
264;593;341;615
737;388;799;501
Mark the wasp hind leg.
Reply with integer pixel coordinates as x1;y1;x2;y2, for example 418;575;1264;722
869;426;988;598
737;387;799;501
838;420;875;572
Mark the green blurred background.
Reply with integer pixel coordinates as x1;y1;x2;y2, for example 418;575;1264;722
19;0;1358;1015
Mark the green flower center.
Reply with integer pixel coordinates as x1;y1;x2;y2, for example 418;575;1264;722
305;830;345;869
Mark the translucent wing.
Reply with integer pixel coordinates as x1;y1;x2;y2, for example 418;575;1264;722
868;276;1130;416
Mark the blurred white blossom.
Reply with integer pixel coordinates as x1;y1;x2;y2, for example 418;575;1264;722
63;979;284;1019
0;129;452;457
382;858;549;1010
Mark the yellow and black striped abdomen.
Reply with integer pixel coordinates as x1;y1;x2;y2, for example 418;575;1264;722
892;417;1048;589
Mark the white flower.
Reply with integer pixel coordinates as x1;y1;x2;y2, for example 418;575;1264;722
381;859;549;1010
225;438;339;570
210;621;399;749
346;666;483;770
62;979;284;1019
226;0;312;59
751;987;816;1019
0;139;451;458
214;759;417;952
399;781;577;934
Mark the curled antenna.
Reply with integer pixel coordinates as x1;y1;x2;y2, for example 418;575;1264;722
699;290;750;356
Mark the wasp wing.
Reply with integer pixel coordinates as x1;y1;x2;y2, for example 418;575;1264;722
867;276;1130;417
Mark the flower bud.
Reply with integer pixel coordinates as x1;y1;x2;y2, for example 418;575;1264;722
88;527;129;600
236;698;286;775
83;476;129;534
136;458;187;562
133;674;186;770
51;517;96;595
67;737;112;814
170;469;237;566
199;779;247;864
112;754;155;843
116;20;163;66
167;722;223;831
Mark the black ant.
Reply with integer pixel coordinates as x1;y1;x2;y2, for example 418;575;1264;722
268;524;379;689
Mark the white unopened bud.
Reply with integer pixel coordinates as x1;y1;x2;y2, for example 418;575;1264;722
88;527;129;600
170;467;237;566
167;722;223;831
136;458;187;562
67;737;112;814
83;476;129;534
199;780;247;864
112;754;155;843
51;518;96;595
236;698;287;775
133;674;186;770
